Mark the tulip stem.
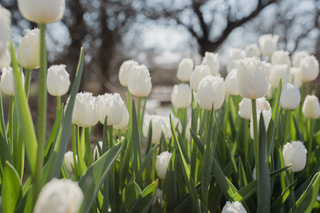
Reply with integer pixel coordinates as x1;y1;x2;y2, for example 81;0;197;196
24;68;32;97
56;96;61;117
85;127;93;166
283;110;291;146
252;99;259;179
108;125;114;148
8;96;14;152
306;119;314;176
34;23;47;202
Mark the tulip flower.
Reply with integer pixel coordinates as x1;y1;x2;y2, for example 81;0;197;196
71;92;98;127
46;64;70;96
0;49;11;68
259;34;279;57
282;141;307;172
17;28;40;69
18;0;65;24
197;75;225;110
289;67;302;88
280;83;301;110
113;105;129;130
292;51;309;67
201;52;220;76
176;58;193;82
238;98;252;120
225;69;239;96
221;201;247;213
190;64;211;92
156;151;172;179
118;60;138;87
250;109;272;140
128;64;152;97
271;50;291;67
227;48;246;73
245;44;261;58
0;5;10;60
268;64;290;89
63;151;77;178
34;179;83;213
0;67;25;96
171;83;192;108
302;95;320;120
236;57;268;99
299;55;319;82
142;114;171;144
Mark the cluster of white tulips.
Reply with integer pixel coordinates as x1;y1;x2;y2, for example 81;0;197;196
1;1;320;213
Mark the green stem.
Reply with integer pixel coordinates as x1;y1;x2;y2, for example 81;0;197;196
85;127;92;166
56;96;61;117
283;110;291;146
24;68;32;97
290;171;296;211
306;119;314;176
8;96;14;153
108;125;114;148
71;125;79;178
252;99;259;179
137;96;141;134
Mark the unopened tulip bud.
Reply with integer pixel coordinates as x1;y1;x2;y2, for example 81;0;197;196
201;52;220;76
225;69;239;96
63;151;77;178
189;64;210;92
128;64;152;97
268;64;290;89
17;28;40;69
290;67;302;88
156;151;172;179
292;51;309;67
222;201;247;213
176;58;193;82
302;95;320;119
34;179;83;213
197;75;225;110
250;109;272;140
259;34;279;57
18;0;65;24
143;114;171;144
227;48;246;73
47;64;70;96
283;141;307;172
0;5;10;61
245;44;260;58
171;83;191;108
118;60;138;87
113;105;129;130
238;98;252;120
0;67;25;96
299;55;319;82
271;50;291;67
0;49;11;68
280;83;301;110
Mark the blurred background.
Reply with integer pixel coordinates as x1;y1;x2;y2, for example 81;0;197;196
2;0;320;96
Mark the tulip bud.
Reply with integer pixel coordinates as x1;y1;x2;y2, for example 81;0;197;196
0;67;25;96
259;34;279;57
176;58;193;82
271;50;291;67
201;52;220;76
171;83;191;108
282;141;307;172
17;28;40;69
250;109;272;140
189;64;210;92
280;83;301;110
96;93;125;126
71;92;98;127
0;49;11;68
225;69;239;96
227;48;246;73
292;51;309;67
238;98;252;120
113;105;129;130
118;60;138;87
236;57;268;99
93;141;103;161
197;75;225;110
34;179;83;213
63;151;77;178
302;95;320;119
156;151;172;179
128;64;152;97
0;5;10;61
290;67;302;88
47;64;70;96
18;0;65;24
268;64;290;89
299;55;319;82
221;201;247;213
245;44;261;58
143;114;171;144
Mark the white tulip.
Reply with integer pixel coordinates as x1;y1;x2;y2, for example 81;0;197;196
47;64;70;96
250;109;272;140
0;67;25;96
268;64;290;89
71;92;98;127
256;97;271;112
302;95;320;120
171;83;191;108
299;55;319;82
292;51;309;68
113;105;129;130
142;114;171;144
197;75;225;110
221;201;247;213
290;67;302;88
201;52;220;76
238;98;252;120
259;34;279;57
118;60;138;87
280;83;301;110
63;151;77;178
283;141;307;172
0;5;10;61
18;0;65;24
176;58;193;82
128;64;152;97
225;69;239;96
236;57;268;99
17;28;40;69
245;44;261;58
34;179;83;213
189;64;211;92
271;50;291;67
0;49;11;68
156;151;172;179
227;48;246;73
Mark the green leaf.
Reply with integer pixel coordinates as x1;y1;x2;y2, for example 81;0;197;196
0;94;13;165
131;101;142;184
2;161;22;213
79;141;123;213
293;172;320;213
122;181;142;211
